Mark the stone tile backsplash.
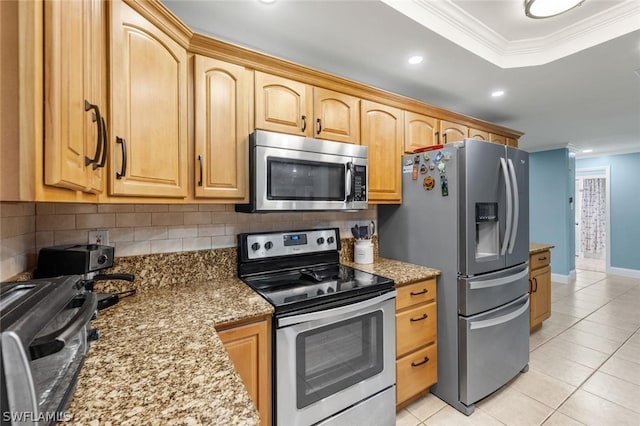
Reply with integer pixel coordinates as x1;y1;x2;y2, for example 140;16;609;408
1;201;377;280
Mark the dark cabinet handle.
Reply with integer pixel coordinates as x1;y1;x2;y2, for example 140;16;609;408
533;277;538;293
197;155;203;187
84;100;103;166
410;313;428;322
538;256;547;261
316;118;322;134
435;131;440;145
411;356;430;367
410;288;428;296
116;136;127;179
301;115;307;132
443;133;448;145
94;115;107;169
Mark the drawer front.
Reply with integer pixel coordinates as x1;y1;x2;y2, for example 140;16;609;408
396;302;437;357
530;250;551;270
396;343;438;406
396;279;436;311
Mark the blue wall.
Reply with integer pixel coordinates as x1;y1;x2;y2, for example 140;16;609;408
577;152;640;271
529;149;575;276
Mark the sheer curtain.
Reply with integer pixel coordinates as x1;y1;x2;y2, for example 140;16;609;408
580;177;606;253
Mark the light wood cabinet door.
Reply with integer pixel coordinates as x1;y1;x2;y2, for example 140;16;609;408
530;265;551;330
404;112;439;153
109;1;188;198
361;100;403;203
396;302;437;358
507;137;518;147
469;128;489;141
396;343;437;407
396;279;436;311
490;133;507;145
194;56;250;200
217;319;271;426
44;0;105;194
313;87;359;143
440;120;468;145
255;72;312;137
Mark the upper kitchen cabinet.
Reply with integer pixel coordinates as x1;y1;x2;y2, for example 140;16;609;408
44;0;106;194
255;72;360;143
404;112;438;153
361;100;403;203
468;128;489;141
108;1;188;198
440;120;468;145
489;133;507;145
507;137;518;147
194;55;250;201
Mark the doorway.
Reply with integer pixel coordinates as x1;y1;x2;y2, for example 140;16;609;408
575;167;610;273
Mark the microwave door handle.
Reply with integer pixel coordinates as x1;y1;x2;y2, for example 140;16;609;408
29;292;98;361
499;157;512;256
345;162;353;200
507;158;519;254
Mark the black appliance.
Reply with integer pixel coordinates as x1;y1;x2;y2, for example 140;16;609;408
1;275;98;425
35;244;134;310
237;228;397;426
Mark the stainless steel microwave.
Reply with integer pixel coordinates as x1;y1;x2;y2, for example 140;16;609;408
236;130;368;212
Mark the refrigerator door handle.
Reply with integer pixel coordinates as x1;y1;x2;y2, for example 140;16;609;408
500;158;512;256
469;297;529;330
468;268;529;290
507;158;519;254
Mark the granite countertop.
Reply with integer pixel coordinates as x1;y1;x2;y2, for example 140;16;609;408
529;243;555;255
66;278;273;426
342;257;440;287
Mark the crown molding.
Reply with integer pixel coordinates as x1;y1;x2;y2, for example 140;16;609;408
381;0;640;68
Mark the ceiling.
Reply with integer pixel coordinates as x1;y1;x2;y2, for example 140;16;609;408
162;0;640;157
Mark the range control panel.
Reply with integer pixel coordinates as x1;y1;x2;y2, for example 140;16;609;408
243;228;339;260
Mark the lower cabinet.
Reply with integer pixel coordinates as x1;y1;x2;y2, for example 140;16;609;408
395;279;438;409
216;317;272;426
529;250;552;331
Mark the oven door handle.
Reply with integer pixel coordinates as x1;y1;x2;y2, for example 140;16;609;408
29;292;98;360
277;290;396;328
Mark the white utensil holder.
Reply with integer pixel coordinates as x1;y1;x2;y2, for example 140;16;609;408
354;240;374;264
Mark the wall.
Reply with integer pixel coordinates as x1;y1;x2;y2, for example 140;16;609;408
0;201;376;281
577;152;640;274
529;149;575;279
0;202;36;280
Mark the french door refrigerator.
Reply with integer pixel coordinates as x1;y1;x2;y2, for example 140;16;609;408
378;139;530;415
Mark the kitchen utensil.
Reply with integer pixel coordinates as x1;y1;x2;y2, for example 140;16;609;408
359;225;368;240
370;220;375;237
351;226;360;240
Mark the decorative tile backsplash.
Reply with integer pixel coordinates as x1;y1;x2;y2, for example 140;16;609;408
1;201;377;280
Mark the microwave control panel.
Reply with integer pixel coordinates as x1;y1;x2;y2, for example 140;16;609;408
351;165;367;202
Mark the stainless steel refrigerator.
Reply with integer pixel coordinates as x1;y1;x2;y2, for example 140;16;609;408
378;139;530;415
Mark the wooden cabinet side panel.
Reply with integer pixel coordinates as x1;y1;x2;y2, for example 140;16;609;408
194;55;249;200
361;100;403;203
110;2;188;198
217;319;271;426
530;266;551;329
313;87;359;143
404;112;438;153
255;72;311;137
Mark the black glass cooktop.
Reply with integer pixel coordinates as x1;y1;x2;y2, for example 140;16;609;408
242;264;393;312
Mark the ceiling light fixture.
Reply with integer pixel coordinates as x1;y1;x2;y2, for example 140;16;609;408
491;90;505;97
408;55;423;65
525;0;585;19
582;149;593;153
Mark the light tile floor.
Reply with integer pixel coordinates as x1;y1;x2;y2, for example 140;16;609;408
396;270;640;425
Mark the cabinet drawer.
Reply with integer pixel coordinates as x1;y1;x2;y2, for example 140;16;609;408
530;251;551;270
396;343;437;406
396;302;437;357
396;279;436;310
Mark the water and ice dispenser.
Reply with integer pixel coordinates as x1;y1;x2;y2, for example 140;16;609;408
475;203;499;260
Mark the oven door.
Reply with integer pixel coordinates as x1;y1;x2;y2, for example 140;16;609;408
254;145;367;211
275;291;396;426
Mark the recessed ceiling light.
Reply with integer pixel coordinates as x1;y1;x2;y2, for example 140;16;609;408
408;56;423;65
582;149;593;153
259;0;276;4
525;0;585;19
491;90;505;97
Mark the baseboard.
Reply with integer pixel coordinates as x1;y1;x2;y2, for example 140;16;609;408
608;267;640;279
551;272;573;284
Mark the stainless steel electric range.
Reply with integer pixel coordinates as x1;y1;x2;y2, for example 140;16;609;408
237;228;397;426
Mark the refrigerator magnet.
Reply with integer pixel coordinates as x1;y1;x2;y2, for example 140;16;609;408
437;162;446;173
441;176;449;196
423;176;435;191
420;164;428;174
